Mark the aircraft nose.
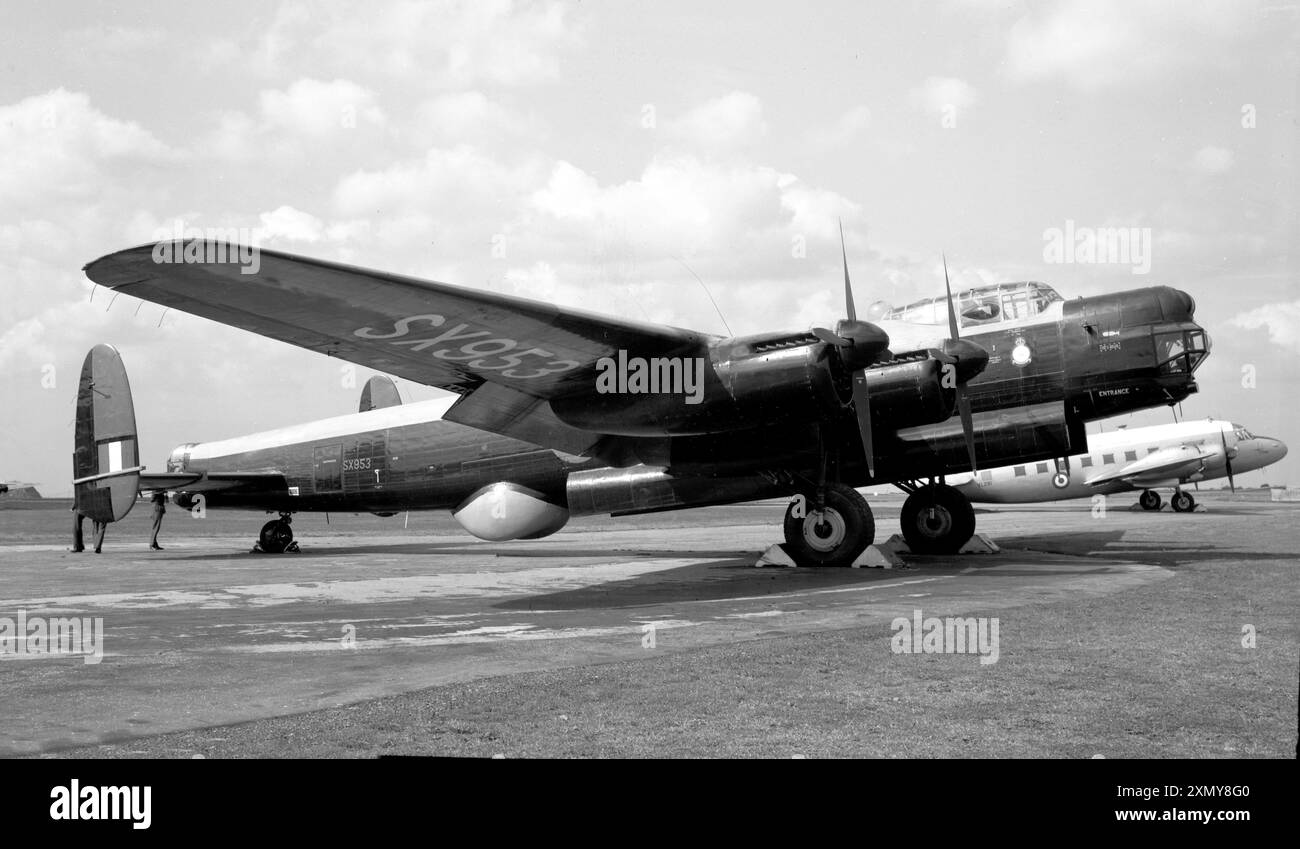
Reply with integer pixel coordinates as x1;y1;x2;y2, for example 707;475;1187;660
1245;436;1287;464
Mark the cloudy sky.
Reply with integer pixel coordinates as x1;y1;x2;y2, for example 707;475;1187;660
1;0;1296;495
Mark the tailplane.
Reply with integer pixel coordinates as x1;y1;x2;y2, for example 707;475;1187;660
73;344;141;523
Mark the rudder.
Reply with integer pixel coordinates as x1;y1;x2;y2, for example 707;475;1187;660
73;344;142;523
359;375;402;412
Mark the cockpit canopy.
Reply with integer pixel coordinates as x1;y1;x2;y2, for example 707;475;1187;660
885;281;1064;329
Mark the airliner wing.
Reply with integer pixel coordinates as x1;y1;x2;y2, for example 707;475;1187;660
1084;444;1213;487
85;241;712;398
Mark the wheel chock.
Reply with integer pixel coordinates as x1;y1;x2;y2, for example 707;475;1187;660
958;533;1000;554
755;543;799;567
851;543;906;568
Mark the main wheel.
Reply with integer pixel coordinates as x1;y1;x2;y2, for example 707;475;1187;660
1139;489;1163;511
901;484;977;555
782;484;875;567
259;519;294;553
1171;491;1195;513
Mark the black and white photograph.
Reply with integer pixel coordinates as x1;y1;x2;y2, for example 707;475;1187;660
0;0;1295;821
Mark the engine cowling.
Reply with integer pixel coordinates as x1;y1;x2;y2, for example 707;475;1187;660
452;482;569;541
861;355;955;429
549;333;957;438
551;334;843;436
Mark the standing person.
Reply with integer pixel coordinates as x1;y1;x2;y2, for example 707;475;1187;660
71;507;85;553
149;491;167;550
92;519;107;554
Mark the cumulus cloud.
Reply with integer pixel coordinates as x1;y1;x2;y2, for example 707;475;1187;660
1231;300;1300;354
411;91;534;143
0;88;177;205
1191;145;1235;175
1004;0;1256;90
256;205;325;243
234;0;584;86
664;91;767;152
911;77;977;116
807;105;873;151
333;145;543;218
259;78;386;136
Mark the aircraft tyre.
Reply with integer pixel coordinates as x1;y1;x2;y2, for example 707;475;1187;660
1171;491;1195;513
901;484;976;554
1139;489;1163;511
259;518;294;553
783;484;875;567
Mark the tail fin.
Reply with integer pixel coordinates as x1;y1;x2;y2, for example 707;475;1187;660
359;375;402;412
72;344;142;523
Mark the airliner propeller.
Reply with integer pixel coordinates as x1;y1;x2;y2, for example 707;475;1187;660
1220;428;1237;493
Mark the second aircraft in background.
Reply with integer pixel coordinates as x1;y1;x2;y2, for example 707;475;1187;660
951;418;1287;513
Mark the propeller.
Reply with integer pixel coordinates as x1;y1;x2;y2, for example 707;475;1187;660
937;256;985;472
1220;427;1237;493
813;223;891;477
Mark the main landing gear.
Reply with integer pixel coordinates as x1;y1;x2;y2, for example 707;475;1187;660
1170;489;1196;513
783;483;875;567
896;480;977;555
254;512;299;554
781;435;876;567
1137;488;1196;512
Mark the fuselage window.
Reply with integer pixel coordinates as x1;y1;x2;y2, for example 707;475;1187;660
1103;453;1114;464
1124;450;1137;461
1014;466;1026;477
1081;456;1094;467
1035;462;1048;474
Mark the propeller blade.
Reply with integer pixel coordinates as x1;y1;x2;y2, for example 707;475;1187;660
812;327;850;346
957;386;977;472
941;254;979;471
943;254;960;340
851;370;874;478
1221;428;1236;493
840;220;856;321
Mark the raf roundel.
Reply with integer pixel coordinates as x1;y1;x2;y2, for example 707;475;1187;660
1052;471;1070;488
1011;338;1033;367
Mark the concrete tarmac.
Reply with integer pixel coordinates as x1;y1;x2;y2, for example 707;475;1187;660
1;496;1283;756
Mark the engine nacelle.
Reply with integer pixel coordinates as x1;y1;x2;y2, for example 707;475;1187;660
451;482;569;541
551;334;842;436
862;356;955;429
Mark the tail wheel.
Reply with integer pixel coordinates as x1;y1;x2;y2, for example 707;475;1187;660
783;484;875;567
259;519;294;553
901;484;976;554
1171;491;1195;513
1139;489;1163;511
